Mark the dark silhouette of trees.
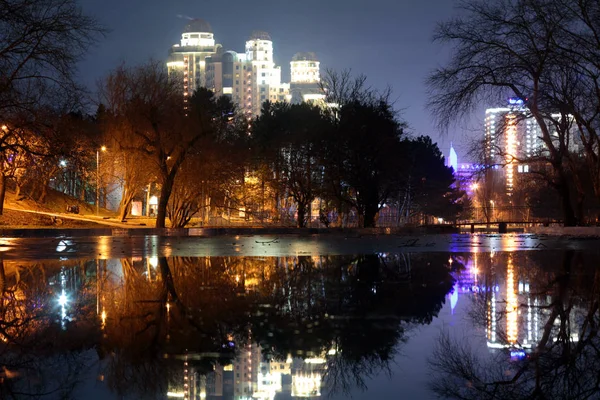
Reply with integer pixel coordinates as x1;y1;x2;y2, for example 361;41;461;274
252;102;330;227
397;136;463;223
249;72;455;229
325;100;405;227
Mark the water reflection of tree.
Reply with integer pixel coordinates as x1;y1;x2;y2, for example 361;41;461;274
429;250;600;400
100;256;256;397
250;253;455;394
0;259;99;399
1;253;456;398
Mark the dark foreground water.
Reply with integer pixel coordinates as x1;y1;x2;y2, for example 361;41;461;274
1;234;600;399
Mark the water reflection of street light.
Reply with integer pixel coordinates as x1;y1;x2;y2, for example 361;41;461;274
96;146;106;215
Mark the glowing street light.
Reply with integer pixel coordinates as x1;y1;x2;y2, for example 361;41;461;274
96;146;107;216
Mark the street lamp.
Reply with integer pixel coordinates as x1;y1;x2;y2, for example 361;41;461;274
96;146;106;215
490;200;495;222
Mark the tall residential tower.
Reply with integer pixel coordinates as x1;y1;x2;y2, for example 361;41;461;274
484;99;542;196
167;19;222;105
168;20;324;117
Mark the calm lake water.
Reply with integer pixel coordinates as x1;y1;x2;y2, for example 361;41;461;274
1;234;599;399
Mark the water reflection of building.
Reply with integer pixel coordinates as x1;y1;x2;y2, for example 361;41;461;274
451;252;584;361
450;253;541;356
173;342;326;400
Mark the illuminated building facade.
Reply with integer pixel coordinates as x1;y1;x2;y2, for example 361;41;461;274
484;99;542;196
167;19;222;106
168;21;324;118
484;98;579;197
179;341;328;399
446;144;484;197
289;52;325;104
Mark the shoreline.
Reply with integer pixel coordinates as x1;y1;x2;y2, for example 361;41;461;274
0;225;459;238
0;224;599;238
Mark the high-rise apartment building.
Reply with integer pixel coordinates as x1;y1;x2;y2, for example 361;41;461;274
167;19;222;106
167;20;325;117
484;98;579;197
484;99;543;196
290;52;323;104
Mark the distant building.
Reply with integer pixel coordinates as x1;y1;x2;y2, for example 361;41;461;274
455;163;485;197
484;98;542;196
168;19;324;118
447;142;458;173
290;52;325;104
167;19;222;106
446;143;482;197
484;98;578;197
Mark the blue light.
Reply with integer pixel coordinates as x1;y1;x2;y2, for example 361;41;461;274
508;98;524;105
510;350;526;359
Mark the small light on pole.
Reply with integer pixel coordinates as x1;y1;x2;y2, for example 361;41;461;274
96;146;107;216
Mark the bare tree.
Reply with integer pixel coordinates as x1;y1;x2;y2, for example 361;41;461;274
0;0;105;116
0;0;104;214
99;62;225;228
428;0;585;225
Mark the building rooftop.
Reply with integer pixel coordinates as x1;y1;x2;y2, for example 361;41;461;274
248;30;271;41
292;52;318;62
183;19;213;33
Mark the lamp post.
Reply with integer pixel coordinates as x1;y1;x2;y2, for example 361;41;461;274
96;146;106;216
490;200;495;222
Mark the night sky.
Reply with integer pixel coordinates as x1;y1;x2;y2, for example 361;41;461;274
78;0;477;160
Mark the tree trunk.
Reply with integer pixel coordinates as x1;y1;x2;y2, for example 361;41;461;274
80;180;86;201
0;174;6;215
0;259;5;294
364;204;379;228
118;198;132;222
558;182;577;226
156;176;175;228
118;187;135;222
38;179;49;203
297;202;307;228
